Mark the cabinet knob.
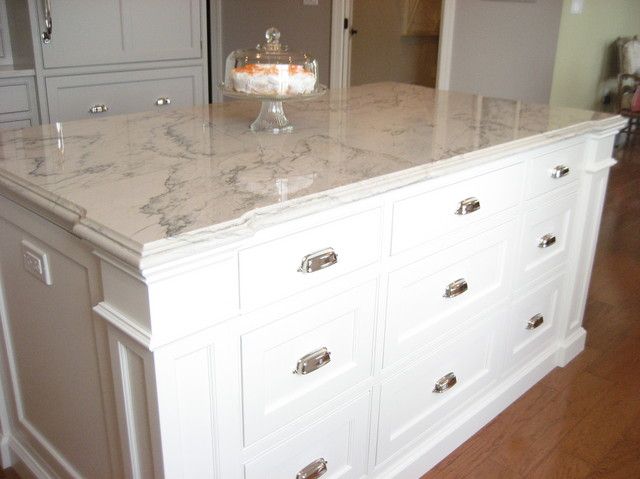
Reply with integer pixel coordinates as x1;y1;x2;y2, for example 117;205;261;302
433;372;457;393
550;165;570;179
298;248;338;274
293;347;331;375
89;104;109;114
155;97;172;106
296;458;328;479
527;313;544;330
538;233;556;249
444;278;468;298
455;197;481;215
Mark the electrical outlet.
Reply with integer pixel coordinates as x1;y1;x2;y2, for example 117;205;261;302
21;240;52;286
303;0;318;5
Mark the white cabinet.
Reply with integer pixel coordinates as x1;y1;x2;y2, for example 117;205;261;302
0;127;622;478
0;75;39;129
36;0;202;69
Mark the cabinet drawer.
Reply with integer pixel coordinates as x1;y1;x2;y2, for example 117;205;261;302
0;84;30;114
525;144;583;199
45;67;203;122
384;221;515;367
239;208;382;311
377;308;503;464
518;192;576;285
506;274;564;373
244;394;370;479
0;119;32;131
391;163;524;254
241;281;376;445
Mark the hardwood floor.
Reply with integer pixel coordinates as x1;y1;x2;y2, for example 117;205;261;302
421;134;640;479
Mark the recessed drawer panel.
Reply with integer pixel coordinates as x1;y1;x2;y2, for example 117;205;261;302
239;208;382;311
384;221;515;367
519;192;576;284
377;308;503;464
45;67;203;122
244;394;370;479
391;163;524;255
506;274;564;373
0;119;32;131
0;84;30;114
241;281;376;445
525;144;583;199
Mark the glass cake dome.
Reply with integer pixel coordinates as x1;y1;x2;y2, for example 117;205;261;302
224;27;319;97
222;27;325;134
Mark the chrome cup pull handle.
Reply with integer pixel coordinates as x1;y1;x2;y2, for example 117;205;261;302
455;197;480;215
293;347;331;375
433;372;457;393
296;458;328;479
443;278;468;298
538;233;556;249
550;165;570;179
298;247;338;274
89;104;109;114
41;0;52;44
527;313;544;330
155;97;172;106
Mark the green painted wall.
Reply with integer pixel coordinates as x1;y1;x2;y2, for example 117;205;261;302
550;0;640;111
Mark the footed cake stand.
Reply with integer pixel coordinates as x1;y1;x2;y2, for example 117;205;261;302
222;85;327;134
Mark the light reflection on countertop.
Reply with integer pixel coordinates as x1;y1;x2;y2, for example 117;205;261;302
0;82;623;261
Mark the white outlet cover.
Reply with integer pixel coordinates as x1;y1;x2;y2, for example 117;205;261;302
21;240;52;286
303;0;318;5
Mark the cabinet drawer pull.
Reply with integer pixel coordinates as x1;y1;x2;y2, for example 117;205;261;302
89;104;109;114
527;313;544;330
538;233;556;249
433;372;457;393
155;97;172;106
298;248;338;274
296;458;328;479
550;165;570;179
455;197;480;215
294;347;331;375
41;0;52;44
443;278;468;298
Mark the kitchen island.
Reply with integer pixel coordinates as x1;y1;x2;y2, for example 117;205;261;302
0;83;626;478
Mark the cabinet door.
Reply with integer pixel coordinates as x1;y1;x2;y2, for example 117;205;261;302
38;0;202;68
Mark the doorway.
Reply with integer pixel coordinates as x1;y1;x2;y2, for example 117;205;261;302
330;0;455;90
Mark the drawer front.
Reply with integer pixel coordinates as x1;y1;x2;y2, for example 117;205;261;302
244;394;370;479
519;192;576;285
391;163;524;254
525;144;583;199
239;208;382;311
0;84;30;114
384;221;515;367
506;274;564;372
377;308;503;464
242;281;376;445
45;67;203;122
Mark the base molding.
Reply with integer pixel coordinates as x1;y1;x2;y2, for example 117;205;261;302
555;327;587;367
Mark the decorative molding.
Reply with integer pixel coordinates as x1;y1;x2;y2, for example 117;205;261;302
94;302;152;349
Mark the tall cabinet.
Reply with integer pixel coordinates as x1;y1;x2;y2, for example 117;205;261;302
0;0;208;126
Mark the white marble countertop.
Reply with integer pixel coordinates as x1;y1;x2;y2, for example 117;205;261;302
0;82;625;268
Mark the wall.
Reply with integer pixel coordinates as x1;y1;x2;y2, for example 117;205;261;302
350;0;439;88
221;0;332;87
449;0;563;103
550;0;640;111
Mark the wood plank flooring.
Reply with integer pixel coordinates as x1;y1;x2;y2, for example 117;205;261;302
421;134;640;479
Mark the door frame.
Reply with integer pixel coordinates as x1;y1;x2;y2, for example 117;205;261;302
330;0;456;90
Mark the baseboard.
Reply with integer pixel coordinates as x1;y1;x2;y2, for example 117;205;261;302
0;432;12;469
376;346;563;478
555;327;587;367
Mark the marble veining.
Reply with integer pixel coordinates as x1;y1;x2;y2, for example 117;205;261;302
0;82;623;266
